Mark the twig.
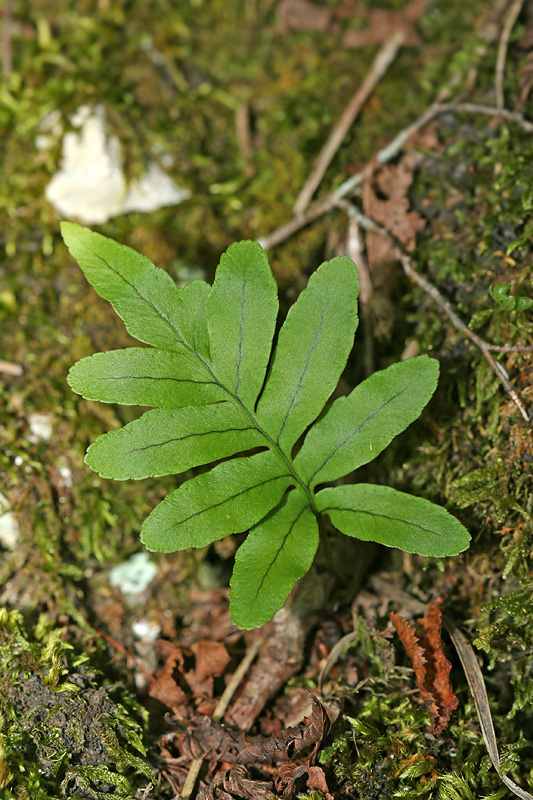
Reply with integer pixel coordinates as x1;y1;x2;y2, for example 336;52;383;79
335;199;532;425
181;637;264;800
436;0;510;100
258;101;533;251
213;637;265;724
293;31;405;216
436;101;533;132
495;0;525;108
236;100;253;164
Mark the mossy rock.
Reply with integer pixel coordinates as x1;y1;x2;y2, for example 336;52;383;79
0;608;151;800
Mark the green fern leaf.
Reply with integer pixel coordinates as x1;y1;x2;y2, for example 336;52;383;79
63;224;471;628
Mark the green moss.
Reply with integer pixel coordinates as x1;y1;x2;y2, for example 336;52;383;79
0;608;150;800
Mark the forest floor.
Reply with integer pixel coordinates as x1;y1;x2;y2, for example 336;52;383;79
0;1;532;799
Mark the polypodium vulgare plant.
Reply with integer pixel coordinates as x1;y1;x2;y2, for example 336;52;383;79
62;223;470;629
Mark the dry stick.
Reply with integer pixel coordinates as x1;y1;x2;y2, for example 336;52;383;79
181;637;264;800
335;199;532;425
293;30;405;217
441;100;533;132
436;0;510;101
258;102;533;251
495;0;526;109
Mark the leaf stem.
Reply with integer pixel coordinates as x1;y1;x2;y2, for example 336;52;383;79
190;347;320;513
317;514;348;585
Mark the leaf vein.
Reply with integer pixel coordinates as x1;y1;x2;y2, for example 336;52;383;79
161;473;291;533
128;426;258;453
252;503;309;604
96;375;218;386
94;253;187;349
322;505;442;536
276;293;333;446
236;276;246;398
307;387;407;485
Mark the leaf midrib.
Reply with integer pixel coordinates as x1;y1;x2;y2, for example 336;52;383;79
159;472;292;534
306;387;408;486
322;505;443;536
127;425;258;454
251;501;309;604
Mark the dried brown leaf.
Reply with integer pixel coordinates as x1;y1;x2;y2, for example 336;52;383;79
422;600;459;734
191;640;231;682
274;761;304;798
391;600;460;734
343;8;421;48
206;765;273;799
273;762;333;799
277;0;334;33
306;765;333;799
390;611;440;725
363;152;426;257
149;641;188;711
180;693;330;766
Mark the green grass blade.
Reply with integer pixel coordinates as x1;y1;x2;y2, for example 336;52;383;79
230;488;318;629
86;404;264;479
316;484;471;557
68;348;225;407
256;257;359;454
61;222;197;353
296;356;439;488
207;241;278;409
141;451;294;552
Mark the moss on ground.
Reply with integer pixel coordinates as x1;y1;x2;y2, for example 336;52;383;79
0;608;150;799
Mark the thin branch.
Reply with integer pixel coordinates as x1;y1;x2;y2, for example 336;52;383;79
293;31;405;216
213;637;265;724
436;101;533;132
258;101;533;251
94;627;156;683
181;637;264;800
335;199;531;425
495;0;526;108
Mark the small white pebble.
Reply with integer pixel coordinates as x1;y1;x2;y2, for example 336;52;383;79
132;619;161;640
0;492;19;549
28;413;53;442
109;552;158;595
58;464;73;488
